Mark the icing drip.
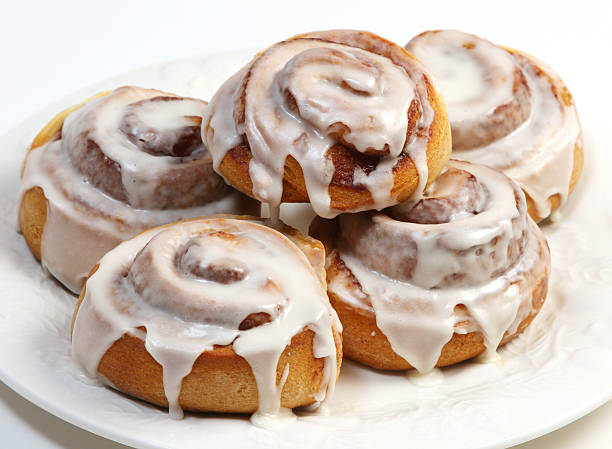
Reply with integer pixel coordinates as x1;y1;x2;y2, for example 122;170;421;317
71;217;340;427
407;30;581;219
407;367;444;386
204;32;437;218
328;161;550;373
19;86;259;293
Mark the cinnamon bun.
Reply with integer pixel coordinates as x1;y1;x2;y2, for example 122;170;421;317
19;86;259;293
71;215;341;426
203;29;451;218
406;30;583;221
311;160;550;372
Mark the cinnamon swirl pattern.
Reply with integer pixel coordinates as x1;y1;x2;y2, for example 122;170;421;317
311;160;550;372
71;216;341;427
406;30;583;221
19;86;259;292
203;29;451;218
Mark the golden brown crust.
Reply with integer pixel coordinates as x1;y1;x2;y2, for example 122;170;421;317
93;329;341;413
214;30;451;212
72;285;342;414
328;270;547;370
18;187;47;261
310;215;549;370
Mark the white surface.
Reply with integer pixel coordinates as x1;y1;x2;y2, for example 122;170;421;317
1;1;611;448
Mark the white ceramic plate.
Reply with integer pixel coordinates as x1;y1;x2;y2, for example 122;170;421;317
1;51;611;449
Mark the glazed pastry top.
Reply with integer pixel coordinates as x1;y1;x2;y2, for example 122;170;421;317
60;86;224;209
406;30;581;219
20;87;257;292
204;30;442;218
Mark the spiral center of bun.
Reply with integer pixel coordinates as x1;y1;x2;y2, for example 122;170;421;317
119;96;206;158
177;232;249;284
274;44;416;157
125;220;298;328
57;86;230;210
390;167;488;224
338;161;527;288
406;30;532;149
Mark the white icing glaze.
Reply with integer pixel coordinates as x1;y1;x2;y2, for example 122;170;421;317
407;30;581;219
406;367;444;386
71;217;340;427
328;160;550;373
204;33;437;218
19;87;259;293
408;31;517;123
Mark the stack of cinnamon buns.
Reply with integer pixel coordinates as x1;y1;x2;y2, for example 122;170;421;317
18;29;583;426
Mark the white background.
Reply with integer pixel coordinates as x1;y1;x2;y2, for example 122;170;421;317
1;0;610;447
